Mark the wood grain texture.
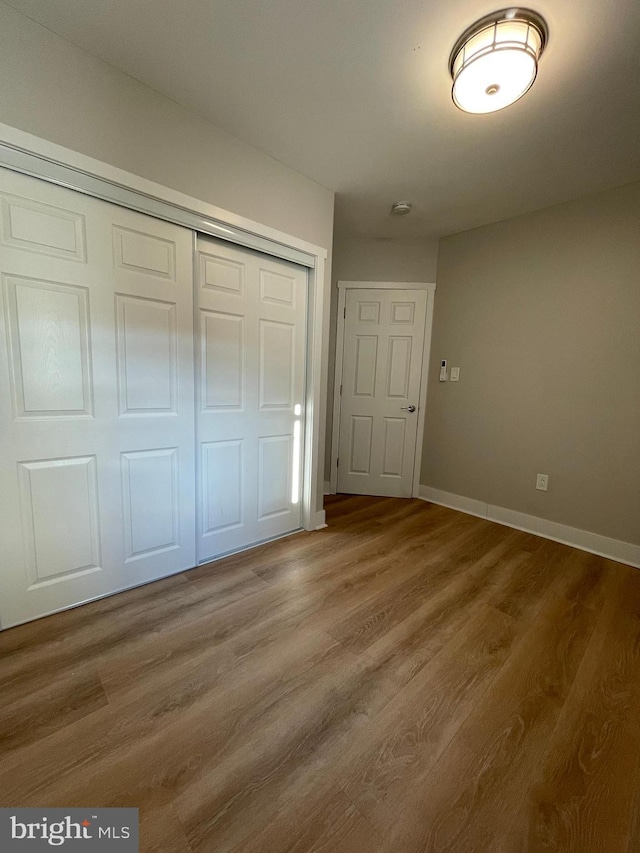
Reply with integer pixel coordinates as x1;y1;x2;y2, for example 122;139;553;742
0;495;638;853
510;569;640;853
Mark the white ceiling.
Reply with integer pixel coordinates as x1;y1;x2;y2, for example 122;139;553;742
6;0;640;237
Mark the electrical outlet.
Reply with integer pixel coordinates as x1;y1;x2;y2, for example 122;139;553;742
536;473;549;491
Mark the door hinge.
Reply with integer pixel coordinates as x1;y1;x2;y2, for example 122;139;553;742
343;307;346;318
339;384;343;395
336;457;339;467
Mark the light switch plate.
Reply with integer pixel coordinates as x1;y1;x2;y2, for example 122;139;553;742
450;367;460;382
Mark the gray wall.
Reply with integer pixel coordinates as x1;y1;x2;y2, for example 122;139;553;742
331;236;439;283
0;3;334;252
422;181;640;545
326;236;439;480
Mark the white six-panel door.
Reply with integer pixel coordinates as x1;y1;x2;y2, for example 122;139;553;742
337;288;428;498
196;236;307;563
0;169;195;628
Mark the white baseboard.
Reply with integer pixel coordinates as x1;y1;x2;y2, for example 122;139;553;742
323;480;331;495
419;486;487;521
418;485;640;569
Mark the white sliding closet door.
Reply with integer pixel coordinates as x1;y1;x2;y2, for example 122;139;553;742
196;236;307;563
0;169;195;628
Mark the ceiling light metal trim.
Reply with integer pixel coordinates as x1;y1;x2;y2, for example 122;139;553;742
449;8;549;114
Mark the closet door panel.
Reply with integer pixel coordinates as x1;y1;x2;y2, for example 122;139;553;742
0;169;195;629
196;237;307;563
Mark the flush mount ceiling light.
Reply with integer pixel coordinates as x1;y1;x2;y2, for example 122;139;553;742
449;8;548;114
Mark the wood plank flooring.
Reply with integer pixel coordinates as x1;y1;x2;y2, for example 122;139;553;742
1;494;639;853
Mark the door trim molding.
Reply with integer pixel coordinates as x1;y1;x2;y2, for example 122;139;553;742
336;280;436;291
0;125;323;267
330;280;436;497
0;122;328;534
0;141;315;267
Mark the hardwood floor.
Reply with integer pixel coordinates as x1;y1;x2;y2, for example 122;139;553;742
1;494;639;853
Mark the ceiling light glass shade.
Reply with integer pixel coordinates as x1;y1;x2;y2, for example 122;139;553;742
450;9;548;114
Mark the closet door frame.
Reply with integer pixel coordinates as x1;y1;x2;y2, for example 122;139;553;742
0;122;329;551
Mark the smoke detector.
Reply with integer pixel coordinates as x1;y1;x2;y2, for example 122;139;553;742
391;201;412;216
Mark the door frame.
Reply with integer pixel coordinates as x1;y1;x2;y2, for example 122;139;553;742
0;121;329;533
330;280;436;498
